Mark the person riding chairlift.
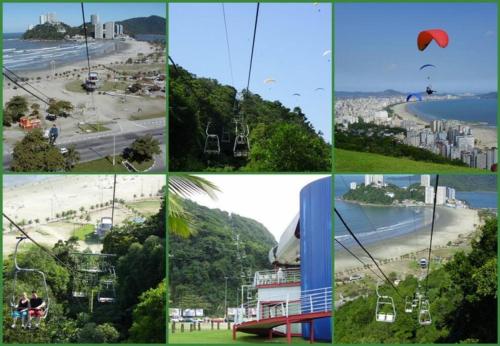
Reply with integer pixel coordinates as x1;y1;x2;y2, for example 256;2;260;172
28;290;46;329
11;292;29;329
48;124;59;145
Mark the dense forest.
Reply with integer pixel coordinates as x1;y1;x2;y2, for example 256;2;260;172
3;197;166;343
335;217;497;343
169;199;276;316
343;183;425;205
335;122;469;167
169;64;331;171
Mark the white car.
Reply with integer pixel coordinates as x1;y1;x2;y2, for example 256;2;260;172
59;147;68;155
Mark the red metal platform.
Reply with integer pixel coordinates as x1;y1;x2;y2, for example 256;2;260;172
232;311;331;344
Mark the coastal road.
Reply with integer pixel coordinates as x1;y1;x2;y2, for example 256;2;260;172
3;127;165;172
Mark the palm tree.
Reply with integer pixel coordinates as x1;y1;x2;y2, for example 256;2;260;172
168;175;219;238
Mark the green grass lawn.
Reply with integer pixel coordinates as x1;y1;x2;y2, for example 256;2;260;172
73;224;94;240
65;80;128;93
72;156;154;172
78;123;111;133
335;149;486;173
126;199;161;216
115;63;165;73
129;112;165;121
169;329;317;344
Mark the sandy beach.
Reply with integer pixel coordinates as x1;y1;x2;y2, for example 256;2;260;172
3;175;165;254
391;102;497;149
335;206;480;273
3;39;166;149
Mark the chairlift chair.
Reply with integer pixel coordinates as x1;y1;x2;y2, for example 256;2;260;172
97;279;116;303
404;296;413;313
376;295;396;323
233;125;250;157
10;237;50;320
204;122;220;155
418;298;432;326
375;282;396;323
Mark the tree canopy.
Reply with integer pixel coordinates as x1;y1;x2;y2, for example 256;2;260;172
334;216;497;343
169;199;276;316
3;196;166;343
169;64;331;171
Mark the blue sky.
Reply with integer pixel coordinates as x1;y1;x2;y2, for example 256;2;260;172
169;3;332;141
335;3;497;93
3;3;166;33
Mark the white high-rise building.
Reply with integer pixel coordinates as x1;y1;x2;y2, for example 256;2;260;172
420;175;431;187
39;12;57;25
425;186;434;204
95;23;104;39
47;13;57;23
350;182;357;190
436;186;446;205
364;175;371;186
447;187;456;201
91;14;99;25
104;21;115;39
364;175;384;187
115;24;123;36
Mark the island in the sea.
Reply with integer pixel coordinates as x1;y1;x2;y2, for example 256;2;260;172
23;15;165;41
342;175;425;206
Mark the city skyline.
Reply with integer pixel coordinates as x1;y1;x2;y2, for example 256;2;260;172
3;3;165;33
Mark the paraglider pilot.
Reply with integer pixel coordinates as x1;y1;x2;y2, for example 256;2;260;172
426;86;436;95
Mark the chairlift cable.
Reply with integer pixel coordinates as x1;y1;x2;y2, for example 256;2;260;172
221;4;235;87
80;2;92;79
335;238;384;282
424;174;439;296
334;208;403;298
3;67;52;100
111;174;117;229
3;213;80;276
3;73;50;106
245;3;260;95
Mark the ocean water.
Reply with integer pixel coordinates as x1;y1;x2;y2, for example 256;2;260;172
334;175;497;249
407;98;498;126
3;33;127;71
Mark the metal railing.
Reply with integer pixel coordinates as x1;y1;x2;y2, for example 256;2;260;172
234;286;331;324
253;268;301;287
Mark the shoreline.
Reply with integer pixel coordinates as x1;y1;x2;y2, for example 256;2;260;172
334;206;480;273
3;39;152;79
338;196;424;208
390;101;497;149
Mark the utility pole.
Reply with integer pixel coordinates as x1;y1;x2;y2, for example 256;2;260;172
111;174;116;228
224;276;228;321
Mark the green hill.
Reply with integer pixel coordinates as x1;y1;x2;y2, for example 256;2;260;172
335;149;486;173
169;64;331;171
431;175;497;192
117;15;166;35
169;199;276;315
23;22;79;40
